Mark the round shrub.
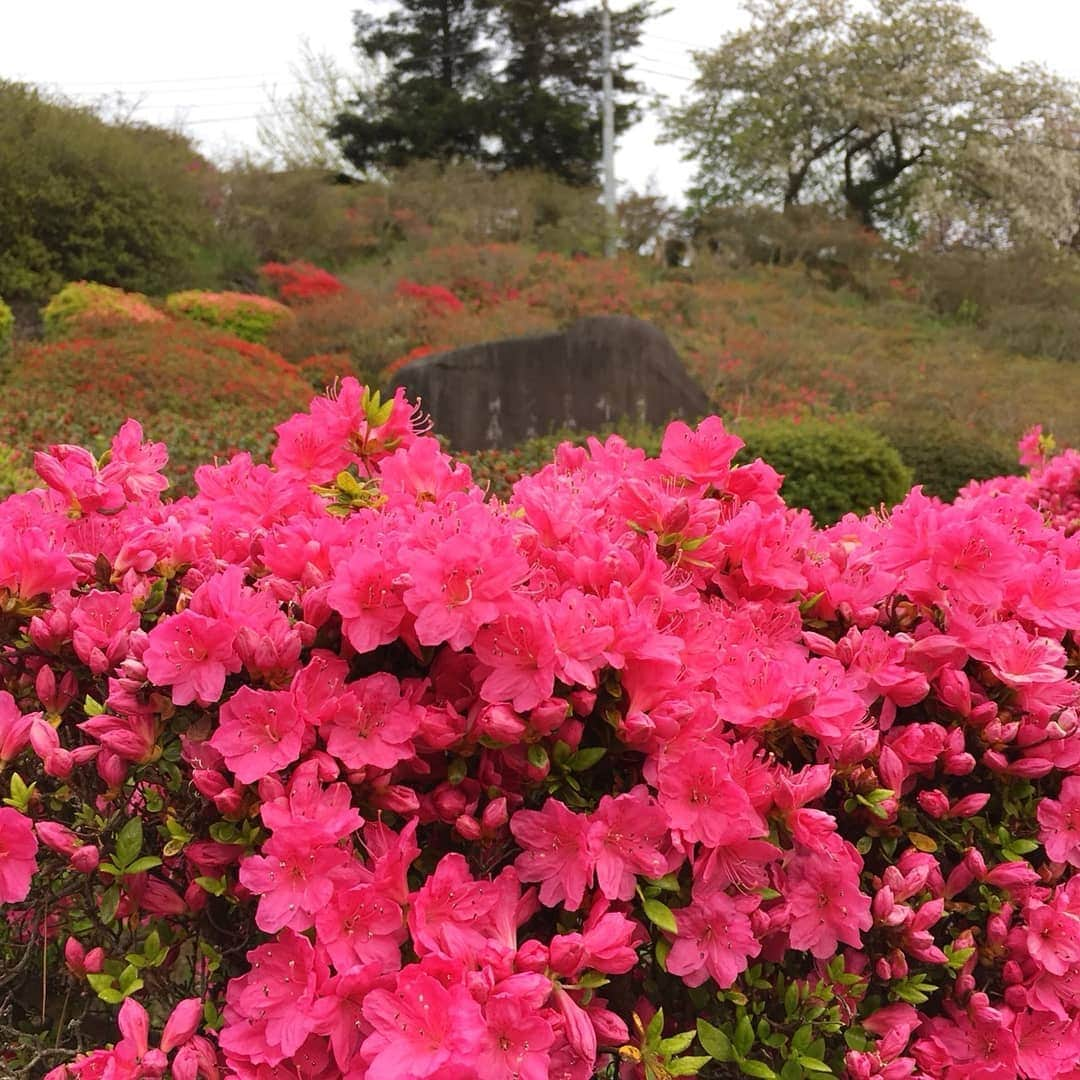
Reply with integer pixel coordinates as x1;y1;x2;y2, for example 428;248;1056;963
0;320;312;487
164;289;294;344
733;415;913;523
41;281;167;340
1;397;1079;1078
864;412;1021;500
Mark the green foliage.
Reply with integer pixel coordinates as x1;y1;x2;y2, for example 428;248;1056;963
0;80;216;302
164;290;293;344
911;243;1080;362
0;296;12;358
662;0;1079;237
212;164;380;270
41;281;166;340
0;321;312;490
0;442;37;499
484;0;655;185
733;417;912;524
332;0;495;172
862;412;1020;501
332;0;656;184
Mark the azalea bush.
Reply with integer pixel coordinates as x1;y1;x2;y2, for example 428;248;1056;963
3;388;1080;1079
41;282;167;340
164;291;294;344
260;262;347;305
0;321;311;488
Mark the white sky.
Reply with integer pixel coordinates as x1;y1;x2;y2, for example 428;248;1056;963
2;0;1078;202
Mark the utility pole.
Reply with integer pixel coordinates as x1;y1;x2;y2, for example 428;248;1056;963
602;0;616;258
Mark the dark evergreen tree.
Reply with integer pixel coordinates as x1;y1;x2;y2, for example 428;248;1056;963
332;0;657;184
486;0;655;186
330;0;495;172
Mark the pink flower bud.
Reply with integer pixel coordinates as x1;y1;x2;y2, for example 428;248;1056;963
70;845;100;873
875;957;892;980
949;793;990;818
549;933;587;976
916;790;950;819
454;814;482;840
482;797;509;832
515;939;549;972
118;998;150;1057
184;882;209;913
160;997;203;1053
36;821;81;857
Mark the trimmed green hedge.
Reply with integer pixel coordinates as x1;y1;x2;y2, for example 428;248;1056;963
732;417;912;524
862;413;1020;500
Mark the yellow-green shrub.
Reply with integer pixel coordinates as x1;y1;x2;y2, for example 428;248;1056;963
164;290;293;344
41;282;166;340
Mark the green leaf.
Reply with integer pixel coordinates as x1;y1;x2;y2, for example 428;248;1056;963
797;1057;833;1074
646;1008;665;1044
669;1056;712;1075
791;1024;813;1052
195;875;227;897
908;831;938;853
99;884;120;924
115;818;143;869
123;856;162;876
566;746;606;771
642;897;679;935
208;821;239;844
86;973;115;996
659;1031;697;1055
734;1014;755;1058
739;1061;778;1079
697;1020;733;1062
84;694;105;717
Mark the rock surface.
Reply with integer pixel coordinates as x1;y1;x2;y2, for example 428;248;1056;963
389;314;709;450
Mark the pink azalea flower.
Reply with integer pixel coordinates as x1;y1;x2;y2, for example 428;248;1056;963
657;747;767;848
511;799;598;911
361;966;485;1079
1038;776;1080;866
473;604;557;712
144;609;240;706
591;786;668;901
783;840;873;958
478;993;555;1080
239;823;350;933
210;687;304;784
0;807;38;903
667;887;761;988
320;673;419;770
328;548;407;654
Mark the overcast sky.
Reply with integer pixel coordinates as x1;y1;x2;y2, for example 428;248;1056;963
2;0;1078;203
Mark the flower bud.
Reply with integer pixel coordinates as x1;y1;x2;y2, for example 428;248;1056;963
70;845;100;873
161;997;203;1053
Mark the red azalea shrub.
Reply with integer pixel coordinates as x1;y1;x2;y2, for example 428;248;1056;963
5;389;1080;1078
260;262;347;305
395;278;464;316
164;290;294;344
0;321;312;488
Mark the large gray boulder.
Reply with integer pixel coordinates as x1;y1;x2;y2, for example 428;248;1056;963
388;314;709;450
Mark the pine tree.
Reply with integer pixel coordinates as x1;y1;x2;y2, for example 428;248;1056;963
332;0;656;184
486;0;654;186
330;0;494;172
